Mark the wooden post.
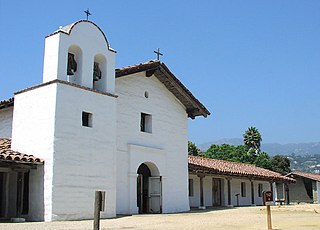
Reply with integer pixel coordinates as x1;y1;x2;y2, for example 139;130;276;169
285;184;290;205
93;191;102;230
263;191;273;230
227;179;231;206
198;174;205;209
251;181;254;205
266;205;272;230
16;172;23;218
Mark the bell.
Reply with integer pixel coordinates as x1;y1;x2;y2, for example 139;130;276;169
93;62;102;81
67;67;74;75
67;53;77;75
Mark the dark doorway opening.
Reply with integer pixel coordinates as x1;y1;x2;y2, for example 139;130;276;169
302;178;313;199
137;163;151;214
0;172;6;218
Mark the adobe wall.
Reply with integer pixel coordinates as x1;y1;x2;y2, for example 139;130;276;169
288;177;313;203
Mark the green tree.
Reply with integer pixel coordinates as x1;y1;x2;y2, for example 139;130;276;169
270;155;291;175
243;126;262;153
254;152;272;169
204;144;253;164
200;127;292;173
188;141;200;156
204;144;237;161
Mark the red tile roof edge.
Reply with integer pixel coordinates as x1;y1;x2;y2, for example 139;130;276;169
188;155;295;182
287;171;320;182
0;98;14;110
0;138;44;165
116;60;210;118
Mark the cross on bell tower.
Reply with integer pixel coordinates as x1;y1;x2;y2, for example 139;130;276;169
154;48;163;60
84;8;92;20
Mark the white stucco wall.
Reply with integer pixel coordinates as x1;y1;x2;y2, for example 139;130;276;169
188;174;200;207
51;83;117;220
28;165;45;221
189;175;270;207
115;73;189;214
11;83;57;221
11;81;117;221
0;107;13;138
288;177;313;203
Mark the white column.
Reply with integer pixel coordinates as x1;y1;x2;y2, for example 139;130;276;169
160;176;166;213
317;182;320;204
128;173;139;214
272;182;278;204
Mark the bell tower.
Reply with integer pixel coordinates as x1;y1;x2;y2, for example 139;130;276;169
42;20;116;94
12;20;118;221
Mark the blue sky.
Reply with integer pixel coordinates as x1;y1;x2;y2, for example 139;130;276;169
1;1;319;145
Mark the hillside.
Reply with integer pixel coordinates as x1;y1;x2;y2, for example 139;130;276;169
199;138;320;156
199;138;320;173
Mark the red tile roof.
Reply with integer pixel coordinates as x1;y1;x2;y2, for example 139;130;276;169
0;98;14;110
116;60;210;119
188;155;295;182
0;138;43;165
287;171;320;182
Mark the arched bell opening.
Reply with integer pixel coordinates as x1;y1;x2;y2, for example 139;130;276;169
92;54;107;92
137;162;162;214
67;45;82;85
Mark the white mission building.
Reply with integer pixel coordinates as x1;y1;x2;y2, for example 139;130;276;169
0;20;210;221
0;20;294;222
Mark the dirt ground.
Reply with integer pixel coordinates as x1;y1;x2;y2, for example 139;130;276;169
1;204;319;230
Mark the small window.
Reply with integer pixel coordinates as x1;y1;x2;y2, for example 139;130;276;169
241;182;246;197
258;183;263;197
82;111;92;127
189;179;194;197
140;113;152;133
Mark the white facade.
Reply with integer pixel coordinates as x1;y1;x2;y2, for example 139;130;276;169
115;73;189;214
0;20;195;221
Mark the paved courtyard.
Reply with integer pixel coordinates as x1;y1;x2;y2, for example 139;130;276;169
0;204;319;230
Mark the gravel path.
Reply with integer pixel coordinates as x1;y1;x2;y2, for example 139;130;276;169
1;204;319;230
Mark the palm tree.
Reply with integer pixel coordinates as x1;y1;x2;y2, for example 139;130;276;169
243;126;262;154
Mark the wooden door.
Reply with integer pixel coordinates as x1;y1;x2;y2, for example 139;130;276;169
212;178;221;206
137;174;143;213
148;176;162;213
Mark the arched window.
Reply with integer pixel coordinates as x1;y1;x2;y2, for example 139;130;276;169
67;45;82;85
92;54;107;91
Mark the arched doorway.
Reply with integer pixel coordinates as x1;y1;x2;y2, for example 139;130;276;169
137;163;161;214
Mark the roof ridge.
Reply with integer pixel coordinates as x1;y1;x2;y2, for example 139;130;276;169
0;138;44;164
188;155;294;182
189;155;267;169
116;60;160;71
